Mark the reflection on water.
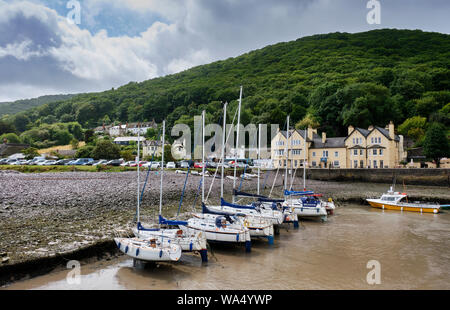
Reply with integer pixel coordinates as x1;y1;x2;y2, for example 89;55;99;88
3;204;450;290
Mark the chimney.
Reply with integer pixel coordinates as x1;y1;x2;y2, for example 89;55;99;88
348;125;354;135
389;121;395;140
368;125;374;131
322;132;326;144
307;126;313;140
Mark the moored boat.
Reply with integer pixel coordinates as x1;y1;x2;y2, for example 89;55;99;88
366;187;441;214
114;237;181;262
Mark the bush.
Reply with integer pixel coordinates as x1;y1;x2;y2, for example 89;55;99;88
91;140;121;160
1;132;21;143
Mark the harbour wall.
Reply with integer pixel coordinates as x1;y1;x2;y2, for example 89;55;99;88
295;168;450;187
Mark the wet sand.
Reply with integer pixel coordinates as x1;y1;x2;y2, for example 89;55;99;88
4;204;450;290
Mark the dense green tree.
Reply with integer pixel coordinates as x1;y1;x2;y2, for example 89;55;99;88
54;130;73;145
1;132;21;143
398;116;427;142
0;120;15;135
13;114;30;132
23;147;40;159
423;123;450;168
91;140;121;160
75;145;94;158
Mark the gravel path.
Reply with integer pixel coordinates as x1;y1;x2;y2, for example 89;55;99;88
1;170;449;267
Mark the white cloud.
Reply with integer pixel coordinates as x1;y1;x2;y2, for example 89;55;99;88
0;0;449;102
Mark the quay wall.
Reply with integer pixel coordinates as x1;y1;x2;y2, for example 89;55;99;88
294;168;450;187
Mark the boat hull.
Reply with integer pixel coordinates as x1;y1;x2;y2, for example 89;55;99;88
114;237;182;262
366;199;440;214
133;228;207;252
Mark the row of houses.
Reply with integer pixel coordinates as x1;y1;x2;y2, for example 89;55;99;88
94;120;157;137
271;122;407;169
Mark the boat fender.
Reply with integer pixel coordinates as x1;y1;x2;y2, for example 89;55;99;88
117;242;121;249
189;242;193;252
244;220;249;228
236;234;239;242
159;250;163;258
136;248;140;257
125;246;129;254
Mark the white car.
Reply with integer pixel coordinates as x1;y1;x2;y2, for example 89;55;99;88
121;161;134;167
39;160;57;166
166;162;176;169
92;160;108;166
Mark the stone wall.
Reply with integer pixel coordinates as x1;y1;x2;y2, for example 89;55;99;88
296;168;450;187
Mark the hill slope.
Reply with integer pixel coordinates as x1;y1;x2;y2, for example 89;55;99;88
2;29;450;143
0;94;76;117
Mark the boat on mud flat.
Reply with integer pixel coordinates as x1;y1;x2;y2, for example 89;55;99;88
283;190;328;221
366;187;441;214
114;237;181;262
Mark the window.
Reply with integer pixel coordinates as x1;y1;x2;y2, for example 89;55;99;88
294;160;298;167
353;138;355;144
276;141;284;146
378;137;381;144
373;149;377;155
312;152;316;157
334;161;339;167
323;151;328;157
360;149;363;155
371;137;374;144
292;140;301;146
380;160;384;168
379;149;383;155
335;151;339;157
276;150;284;156
354;160;358;168
373;160;377;168
292;149;301;155
360;160;364;168
354;150;358;156
312;161;317;167
283;160;286;167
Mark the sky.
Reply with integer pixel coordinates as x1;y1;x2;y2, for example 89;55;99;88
0;0;449;102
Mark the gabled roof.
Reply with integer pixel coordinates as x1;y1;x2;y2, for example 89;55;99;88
367;144;386;149
279;129;318;142
373;126;400;142
311;137;346;149
344;127;370;141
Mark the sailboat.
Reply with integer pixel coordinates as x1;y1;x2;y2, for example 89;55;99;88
279;116;328;222
174;107;252;252
200;94;276;242
114;123;182;262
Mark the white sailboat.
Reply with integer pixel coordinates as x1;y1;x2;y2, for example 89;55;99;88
132;120;208;261
282;116;328;221
179;106;252;252
115;123;182;262
200;97;275;242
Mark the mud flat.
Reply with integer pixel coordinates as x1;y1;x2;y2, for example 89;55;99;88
1;170;449;286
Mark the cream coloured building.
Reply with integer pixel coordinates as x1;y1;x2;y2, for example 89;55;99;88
271;122;406;169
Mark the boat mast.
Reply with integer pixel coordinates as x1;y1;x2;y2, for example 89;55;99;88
221;102;227;199
137;123;141;225
284;115;289;197
304;128;307;191
257;123;261;195
233;86;243;203
202;110;206;203
159;120;165;220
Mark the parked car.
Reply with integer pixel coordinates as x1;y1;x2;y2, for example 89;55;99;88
150;162;161;169
121;161;134;167
55;159;73;165
166;162;176;169
0;158;9;165
106;159;123;166
92;159;109;166
179;161;190;169
42;160;58;166
194;162;204;169
72;158;94;166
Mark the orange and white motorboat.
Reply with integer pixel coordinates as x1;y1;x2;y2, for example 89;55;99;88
366;187;440;214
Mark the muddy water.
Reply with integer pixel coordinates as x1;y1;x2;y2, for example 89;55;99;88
3;204;450;290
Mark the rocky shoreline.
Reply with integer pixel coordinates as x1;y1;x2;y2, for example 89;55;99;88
1;170;449;286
